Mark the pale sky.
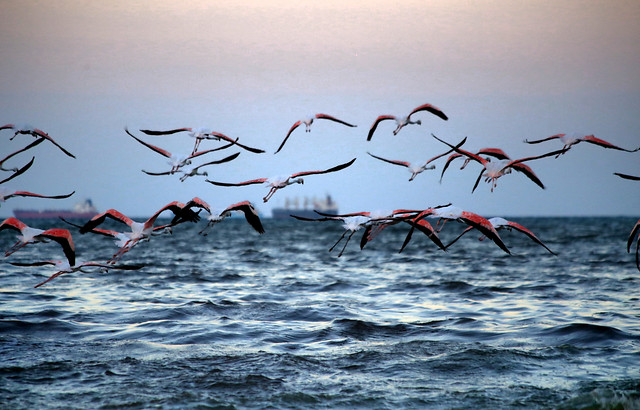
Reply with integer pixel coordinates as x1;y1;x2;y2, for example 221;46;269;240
1;0;639;217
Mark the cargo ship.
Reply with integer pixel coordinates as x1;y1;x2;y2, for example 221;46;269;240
13;198;99;220
271;194;338;219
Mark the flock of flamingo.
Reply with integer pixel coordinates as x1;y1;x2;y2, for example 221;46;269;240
1;103;639;288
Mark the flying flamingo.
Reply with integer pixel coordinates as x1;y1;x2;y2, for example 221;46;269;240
0;187;74;202
142;152;240;182
291;214;373;257
126;128;238;174
310;207;447;253
78;201;204;263
139;127;265;154
60;216;173;254
524;133;640;156
400;205;511;254
0;157;35;185
166;197;213;225
274;114;357;154
367;137;467;181
366;103;448;141
0;138;44;172
0;217;76;264
439;147;511;182
0;124;75;158
206;158;357;202
10;259;144;288
198;200;265;236
444;217;556;254
359;211;447;252
432;134;567;192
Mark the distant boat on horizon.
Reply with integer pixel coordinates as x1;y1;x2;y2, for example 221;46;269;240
13;198;99;220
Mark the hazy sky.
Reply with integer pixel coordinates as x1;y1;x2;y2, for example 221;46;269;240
1;0;639;218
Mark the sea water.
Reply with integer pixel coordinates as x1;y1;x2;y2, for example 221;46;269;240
1;216;639;408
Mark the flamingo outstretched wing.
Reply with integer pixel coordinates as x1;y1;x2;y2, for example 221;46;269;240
503;220;556;255
523;134;564;144
314;114;357;127
0;157;35;184
5;189;75;201
291;158;356;178
580;135;640;152
408;103;448;121
205;132;265;154
432;134;488;167
0;138;44;170
80;209;135;233
139;128;192;136
614;172;640;181
367;115;396;141
38;228;76;266
274;121;303;154
367;152;411;168
126;128;173;158
206;177;268;187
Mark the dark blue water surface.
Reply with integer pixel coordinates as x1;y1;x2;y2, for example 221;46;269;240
1;216;639;409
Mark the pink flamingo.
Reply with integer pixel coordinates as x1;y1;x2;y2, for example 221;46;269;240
291;213;374;257
0;217;76;264
368;137;467;181
126;128;237;174
275;114;357;154
445;216;556;254
206;158;357;202
142;152;240;182
367;103;448;141
439;147;511;182
139;127;265;154
399;205;511;254
199;200;265;236
78;200;205;263
10;259;143;288
524;133;640;156
432;134;567;192
0;124;75;158
310;207;447;254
